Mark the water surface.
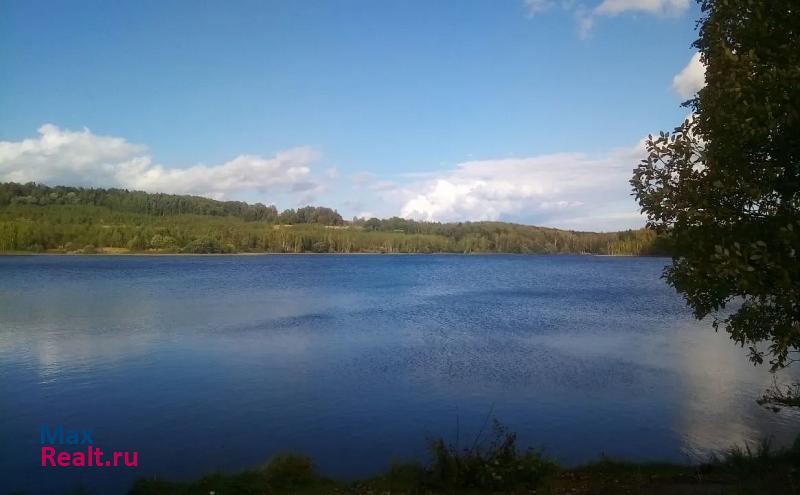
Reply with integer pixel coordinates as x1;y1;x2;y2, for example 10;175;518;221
1;255;797;494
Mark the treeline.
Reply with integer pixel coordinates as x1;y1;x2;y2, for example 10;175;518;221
351;216;662;254
0;182;344;224
0;182;667;255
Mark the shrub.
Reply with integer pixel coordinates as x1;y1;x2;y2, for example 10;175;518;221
148;234;177;250
127;235;147;251
262;453;320;490
427;420;557;491
182;237;224;254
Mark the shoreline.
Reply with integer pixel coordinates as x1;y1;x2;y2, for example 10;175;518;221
0;251;666;258
120;442;800;495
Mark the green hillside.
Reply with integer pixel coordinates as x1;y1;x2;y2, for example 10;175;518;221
0;182;666;255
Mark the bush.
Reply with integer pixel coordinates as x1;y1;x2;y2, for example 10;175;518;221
427;420;557;491
262;453;320;490
182;237;224;254
366;461;426;493
310;240;329;253
148;234;177;250
721;437;800;478
127;235;147;251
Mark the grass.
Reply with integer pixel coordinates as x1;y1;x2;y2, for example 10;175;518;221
123;425;800;495
14;427;800;495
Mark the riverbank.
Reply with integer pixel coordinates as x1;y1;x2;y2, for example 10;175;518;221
0;249;666;257
125;439;800;495
0;189;667;256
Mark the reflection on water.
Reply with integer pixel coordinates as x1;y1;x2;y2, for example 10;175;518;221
0;255;797;494
675;327;797;459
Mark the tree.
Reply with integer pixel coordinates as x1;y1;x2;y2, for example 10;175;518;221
0;182;663;256
632;0;799;404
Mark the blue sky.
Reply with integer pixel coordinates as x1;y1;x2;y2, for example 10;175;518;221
0;0;705;230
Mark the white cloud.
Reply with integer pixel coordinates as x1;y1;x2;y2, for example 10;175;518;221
0;124;146;185
524;0;555;15
0;124;323;200
523;0;691;37
672;52;706;99
594;0;689;16
399;143;647;231
1;124;651;230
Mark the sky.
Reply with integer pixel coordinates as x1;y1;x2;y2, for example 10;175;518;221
0;0;706;231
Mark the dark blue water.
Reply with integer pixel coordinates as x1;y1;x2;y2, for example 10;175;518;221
1;255;798;494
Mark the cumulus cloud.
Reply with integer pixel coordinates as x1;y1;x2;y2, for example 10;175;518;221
1;124;651;230
0;124;323;200
672;52;706;99
0;124;145;186
399;143;647;231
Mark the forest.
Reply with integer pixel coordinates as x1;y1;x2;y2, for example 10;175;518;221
0;182;666;255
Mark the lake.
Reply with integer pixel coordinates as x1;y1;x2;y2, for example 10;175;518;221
1;255;798;494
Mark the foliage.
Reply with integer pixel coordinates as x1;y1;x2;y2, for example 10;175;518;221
129;454;333;495
0;183;665;255
261;454;322;490
181;237;227;254
426;420;557;491
0;181;342;224
124;430;800;495
757;380;800;411
362;461;427;493
722;438;781;477
631;0;800;376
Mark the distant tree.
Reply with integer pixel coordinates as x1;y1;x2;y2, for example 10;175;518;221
149;234;177;251
632;0;799;406
363;218;382;231
278;208;298;224
0;182;663;256
182;237;224;254
127;235;148;251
